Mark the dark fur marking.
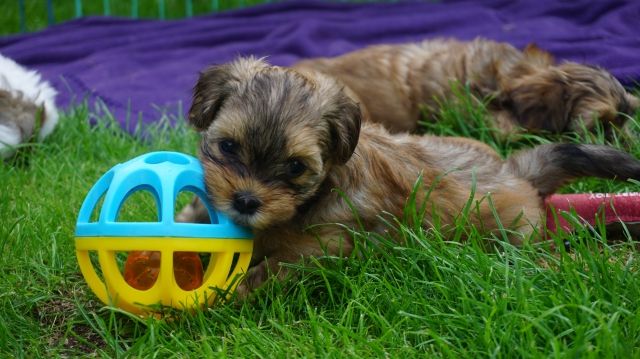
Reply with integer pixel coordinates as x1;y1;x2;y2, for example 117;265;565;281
200;140;249;178
553;144;640;180
189;64;236;131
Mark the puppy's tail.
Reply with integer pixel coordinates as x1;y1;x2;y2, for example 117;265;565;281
506;143;640;197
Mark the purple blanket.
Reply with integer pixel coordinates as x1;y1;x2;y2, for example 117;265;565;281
1;0;639;131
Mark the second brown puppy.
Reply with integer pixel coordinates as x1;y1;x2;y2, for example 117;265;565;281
295;38;640;137
182;58;640;296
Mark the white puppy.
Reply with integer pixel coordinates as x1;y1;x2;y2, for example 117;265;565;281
0;53;59;158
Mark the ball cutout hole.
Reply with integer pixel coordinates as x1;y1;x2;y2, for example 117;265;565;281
86;170;114;223
174;252;204;290
175;190;215;224
124;251;161;290
88;251;105;282
89;194;106;223
144;152;189;165
227;253;240;280
116;188;160;222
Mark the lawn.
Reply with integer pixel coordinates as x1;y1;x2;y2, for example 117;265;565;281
3;2;640;357
2;91;640;357
0;0;266;35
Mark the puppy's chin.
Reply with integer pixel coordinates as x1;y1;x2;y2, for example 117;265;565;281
216;202;296;230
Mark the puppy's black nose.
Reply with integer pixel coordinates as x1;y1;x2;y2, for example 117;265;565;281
232;192;261;215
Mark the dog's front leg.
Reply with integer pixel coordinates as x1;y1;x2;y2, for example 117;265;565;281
236;227;354;298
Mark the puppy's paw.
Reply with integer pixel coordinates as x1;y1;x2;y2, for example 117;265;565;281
235;258;290;300
235;259;270;300
176;196;211;223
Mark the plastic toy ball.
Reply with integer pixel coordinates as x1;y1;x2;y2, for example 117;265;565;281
75;151;253;314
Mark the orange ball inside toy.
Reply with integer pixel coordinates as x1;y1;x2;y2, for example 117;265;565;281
124;251;204;290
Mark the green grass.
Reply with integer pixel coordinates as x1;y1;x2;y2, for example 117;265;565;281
2;94;640;357
0;0;268;35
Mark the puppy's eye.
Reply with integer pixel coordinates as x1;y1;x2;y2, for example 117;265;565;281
287;158;307;178
219;139;239;155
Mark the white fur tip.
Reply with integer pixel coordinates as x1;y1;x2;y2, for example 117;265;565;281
0;123;22;158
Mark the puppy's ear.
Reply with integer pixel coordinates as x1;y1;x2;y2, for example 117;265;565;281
499;73;573;133
325;92;362;164
189;57;270;131
523;43;554;67
189;64;235;131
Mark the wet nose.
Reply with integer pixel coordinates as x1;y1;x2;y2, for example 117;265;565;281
232;191;262;215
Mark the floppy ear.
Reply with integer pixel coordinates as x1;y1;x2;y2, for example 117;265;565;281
324;91;362;164
499;75;573;133
188;64;235;131
189;57;271;131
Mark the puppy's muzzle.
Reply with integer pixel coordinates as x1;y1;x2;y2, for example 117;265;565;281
232;191;262;215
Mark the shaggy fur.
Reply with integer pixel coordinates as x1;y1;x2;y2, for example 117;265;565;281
181;58;640;296
0;53;59;158
294;38;640;137
0;89;39;153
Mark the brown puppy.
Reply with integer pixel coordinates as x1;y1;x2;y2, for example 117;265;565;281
294;38;640;137
182;58;640;295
